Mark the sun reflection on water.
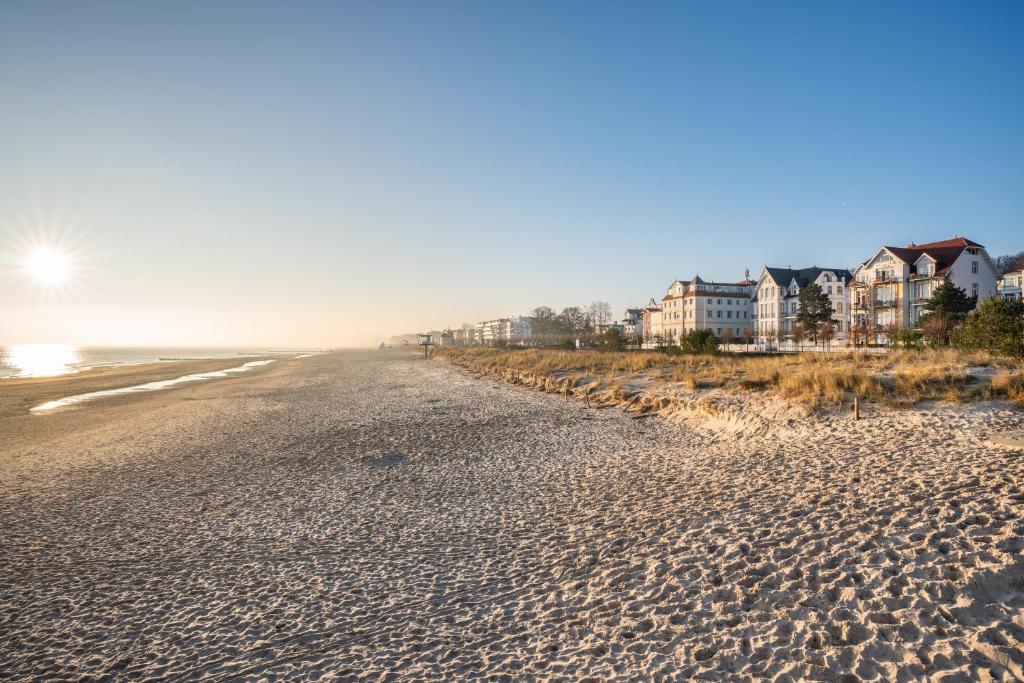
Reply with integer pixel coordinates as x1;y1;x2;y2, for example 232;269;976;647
3;344;82;377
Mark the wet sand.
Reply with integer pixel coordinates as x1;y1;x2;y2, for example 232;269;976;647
1;351;1022;680
0;357;277;420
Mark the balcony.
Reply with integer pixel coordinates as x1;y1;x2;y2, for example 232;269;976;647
873;299;897;308
873;275;901;284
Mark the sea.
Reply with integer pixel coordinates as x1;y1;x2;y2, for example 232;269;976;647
0;345;320;379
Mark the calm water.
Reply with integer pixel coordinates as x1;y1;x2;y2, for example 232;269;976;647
0;345;315;378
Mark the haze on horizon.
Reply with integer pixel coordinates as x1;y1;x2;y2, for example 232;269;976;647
1;1;1021;348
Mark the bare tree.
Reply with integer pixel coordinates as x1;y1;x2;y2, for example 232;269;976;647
764;324;779;353
816;320;836;351
792;322;805;352
587;301;613;331
557;306;587;338
720;326;734;351
921;312;951;347
850;318;865;347
530;306;556;346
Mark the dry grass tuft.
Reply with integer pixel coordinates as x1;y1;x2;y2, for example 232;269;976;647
435;346;1022;410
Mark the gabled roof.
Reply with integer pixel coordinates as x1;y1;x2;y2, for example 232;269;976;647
764;266;854;289
881;236;986;277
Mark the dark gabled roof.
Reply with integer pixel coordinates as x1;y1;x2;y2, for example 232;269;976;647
764;266;854;289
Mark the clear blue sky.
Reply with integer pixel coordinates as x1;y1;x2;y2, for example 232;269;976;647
1;1;1021;345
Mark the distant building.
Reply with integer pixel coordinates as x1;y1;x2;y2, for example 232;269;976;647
998;269;1023;300
476;317;533;346
755;266;853;343
641;299;663;345
620;308;644;338
850;236;998;341
659;274;755;342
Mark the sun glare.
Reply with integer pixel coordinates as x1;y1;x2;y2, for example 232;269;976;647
24;247;72;285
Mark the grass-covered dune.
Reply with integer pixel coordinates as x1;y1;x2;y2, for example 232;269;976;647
436;346;1024;410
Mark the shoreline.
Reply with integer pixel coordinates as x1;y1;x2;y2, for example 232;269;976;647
0;356;279;418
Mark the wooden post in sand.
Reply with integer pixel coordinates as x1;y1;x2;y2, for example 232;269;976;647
853;396;860;420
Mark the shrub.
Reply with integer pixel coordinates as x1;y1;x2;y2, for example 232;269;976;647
679;329;719;355
559;338;577;351
599;327;627;352
952;298;1024;357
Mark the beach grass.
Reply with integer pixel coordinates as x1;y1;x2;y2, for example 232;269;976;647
436;346;1024;409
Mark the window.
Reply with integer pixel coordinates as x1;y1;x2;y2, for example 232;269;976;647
972;283;979;298
837;302;843;313
716;311;722;318
827;285;833;295
837;285;843;294
972;261;979;274
727;311;733;319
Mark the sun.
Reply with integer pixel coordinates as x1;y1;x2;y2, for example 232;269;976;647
24;247;72;285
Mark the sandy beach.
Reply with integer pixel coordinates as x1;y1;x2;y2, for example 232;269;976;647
1;350;1022;680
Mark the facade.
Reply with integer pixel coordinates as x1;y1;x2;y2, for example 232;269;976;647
621;308;644;338
998;270;1023;300
658;275;755;342
475;317;533;346
850;236;998;342
453;326;481;346
755;266;853;343
641;299;664;344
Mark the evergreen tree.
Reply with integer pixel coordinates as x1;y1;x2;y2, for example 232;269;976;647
924;280;976;324
952;298;1024;357
796;283;833;342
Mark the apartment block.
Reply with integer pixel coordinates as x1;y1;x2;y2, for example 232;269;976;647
849;237;998;340
754;266;853;342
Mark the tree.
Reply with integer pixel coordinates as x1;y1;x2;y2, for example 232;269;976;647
557;306;587;336
924;280;976;325
530;306;556;345
995;251;1024;275
919;312;952;347
764;324;779;353
796;283;833;343
587;301;613;330
850;318;868;347
952;298;1024;356
599;326;627;352
680;329;718;355
816;320;836;350
791;322;805;351
720;326;734;350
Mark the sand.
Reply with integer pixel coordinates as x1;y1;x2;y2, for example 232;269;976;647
0;356;276;420
1;351;1022;681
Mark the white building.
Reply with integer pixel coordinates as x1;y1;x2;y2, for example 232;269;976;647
641;299;664;345
754;266;853;343
998;270;1023;300
850;236;998;340
659;275;755;343
475;317;533;346
621;308;644;338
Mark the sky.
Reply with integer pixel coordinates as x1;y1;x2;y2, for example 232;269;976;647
1;0;1022;347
